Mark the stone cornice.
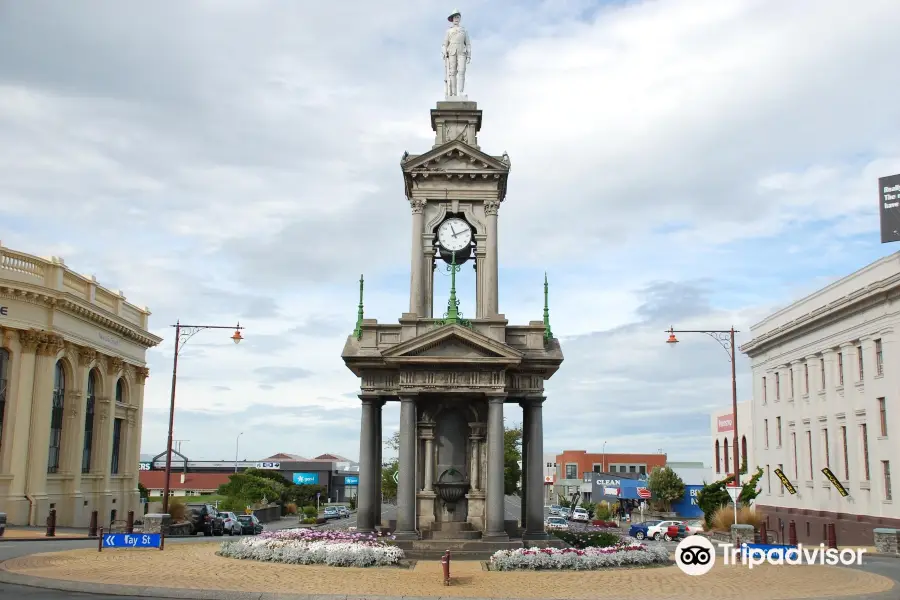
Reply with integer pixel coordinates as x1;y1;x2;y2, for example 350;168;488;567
0;283;162;348
740;272;900;357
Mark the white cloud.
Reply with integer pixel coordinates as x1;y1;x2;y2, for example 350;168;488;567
2;0;899;463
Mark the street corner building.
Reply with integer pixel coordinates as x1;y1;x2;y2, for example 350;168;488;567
0;243;162;527
741;251;900;546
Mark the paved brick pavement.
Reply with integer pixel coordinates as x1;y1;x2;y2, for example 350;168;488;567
1;542;895;599
2;529;83;539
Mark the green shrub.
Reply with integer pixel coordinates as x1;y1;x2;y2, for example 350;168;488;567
552;531;621;549
301;517;317;524
594;503;611;521
302;505;317;518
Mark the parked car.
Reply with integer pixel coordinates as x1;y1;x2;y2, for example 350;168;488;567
545;516;569;530
558;507;571;519
548;505;562;516
337;507;350;518
219;511;243;536
685;520;704;535
664;522;688;541
647;520;683;541
237;514;263;535
570;508;590;523
628;521;657;540
322;507;342;520
185;503;224;536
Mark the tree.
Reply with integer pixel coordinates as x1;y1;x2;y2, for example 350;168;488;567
217;471;285;511
580;500;597;519
137;482;150;501
382;460;398;501
695;467;764;528
504;423;523;496
647;466;686;511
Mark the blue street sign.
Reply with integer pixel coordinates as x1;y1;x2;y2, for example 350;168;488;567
102;533;161;549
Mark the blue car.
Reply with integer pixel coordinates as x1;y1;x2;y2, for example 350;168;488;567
628;521;661;540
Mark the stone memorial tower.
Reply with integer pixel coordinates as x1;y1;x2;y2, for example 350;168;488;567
342;10;563;550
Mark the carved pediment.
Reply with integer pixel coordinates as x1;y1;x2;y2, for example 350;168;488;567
381;325;522;366
403;141;509;175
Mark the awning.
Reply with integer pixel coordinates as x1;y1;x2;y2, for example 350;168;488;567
618;486;651;500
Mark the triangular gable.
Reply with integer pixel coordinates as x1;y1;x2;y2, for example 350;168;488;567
381;324;523;365
402;140;509;174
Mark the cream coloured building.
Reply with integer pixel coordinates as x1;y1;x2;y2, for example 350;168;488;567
0;243;161;527
741;251;900;546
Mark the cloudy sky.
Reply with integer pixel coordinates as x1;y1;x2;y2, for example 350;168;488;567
2;0;899;466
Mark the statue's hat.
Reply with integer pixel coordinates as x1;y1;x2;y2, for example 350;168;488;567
448;10;461;21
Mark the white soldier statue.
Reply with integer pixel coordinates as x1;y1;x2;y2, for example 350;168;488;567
442;10;471;98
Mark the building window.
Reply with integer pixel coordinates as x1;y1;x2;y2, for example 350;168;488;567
775;373;781;400
764;419;769;448
806;431;813;479
837;352;844;385
791;432;798;479
766;465;771;494
639;465;646;475
715;440;721;473
790;369;795;398
629;465;636;473
778;463;785;494
111;418;123;475
857;345;864;380
741;436;747;467
884;461;893;501
804;364;809;394
48;361;66;474
822;428;830;468
565;464;577;479
0;348;9;451
724;438;730;473
875;339;884;376
115;379;125;404
762;376;767;404
840;426;849;480
776;417;782;447
878;398;888;437
820;357;826;389
82;370;97;473
861;423;870;481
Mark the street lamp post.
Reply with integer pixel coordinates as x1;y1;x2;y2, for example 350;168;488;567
235;432;244;473
666;326;741;486
162;321;244;514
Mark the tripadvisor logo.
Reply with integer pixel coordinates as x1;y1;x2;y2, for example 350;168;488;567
675;535;867;575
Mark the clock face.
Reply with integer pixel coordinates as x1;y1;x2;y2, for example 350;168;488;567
437;218;472;253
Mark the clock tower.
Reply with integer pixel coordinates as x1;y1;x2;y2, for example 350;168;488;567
342;96;563;554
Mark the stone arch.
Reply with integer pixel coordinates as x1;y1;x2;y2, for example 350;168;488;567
115;376;129;405
425;202;486;237
48;355;74;474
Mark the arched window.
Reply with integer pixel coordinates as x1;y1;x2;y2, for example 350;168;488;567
741;435;748;471
723;437;730;475
82;370;97;473
115;379;125;404
715;439;721;473
48;361;65;473
0;348;10;451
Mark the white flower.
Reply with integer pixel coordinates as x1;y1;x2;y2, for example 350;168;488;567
217;528;404;567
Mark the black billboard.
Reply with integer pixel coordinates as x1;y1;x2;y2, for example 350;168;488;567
880;173;900;243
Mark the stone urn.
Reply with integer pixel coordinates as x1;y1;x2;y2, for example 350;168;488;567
434;467;470;514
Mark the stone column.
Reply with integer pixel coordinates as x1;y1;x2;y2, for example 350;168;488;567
4;331;39;493
409;199;426;316
523;397;549;540
395;396;419;539
356;397;378;532
520;400;529;527
374;399;383;526
26;337;63;504
474;244;486;319
839;342;855;388
484;395;508;539
424;435;434;492
821;349;835;393
484;201;499;317
468;425;484;492
789;360;802;400
425;246;436;318
130;367;149;518
804;355;819;396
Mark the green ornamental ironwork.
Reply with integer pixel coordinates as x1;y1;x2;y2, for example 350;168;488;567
436;252;472;329
353;274;365;340
543;272;553;342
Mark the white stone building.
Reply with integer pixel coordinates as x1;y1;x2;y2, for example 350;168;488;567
741;251;900;545
0;244;161;526
708;400;753;478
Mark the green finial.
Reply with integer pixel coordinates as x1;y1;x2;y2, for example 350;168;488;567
353;274;365;340
543;272;553;341
436;252;472;328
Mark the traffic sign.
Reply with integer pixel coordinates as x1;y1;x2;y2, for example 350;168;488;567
392;470;399;483
101;533;161;549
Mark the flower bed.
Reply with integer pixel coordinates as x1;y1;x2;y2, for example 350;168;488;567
591;520;619;528
490;543;670;571
217;528;404;567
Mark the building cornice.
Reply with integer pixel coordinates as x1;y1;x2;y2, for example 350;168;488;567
740;273;900;357
0;283;162;349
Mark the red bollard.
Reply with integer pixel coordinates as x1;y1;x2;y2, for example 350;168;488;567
788;521;798;546
441;550;451;586
126;511;134;534
826;523;837;549
89;511;98;537
46;509;56;537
